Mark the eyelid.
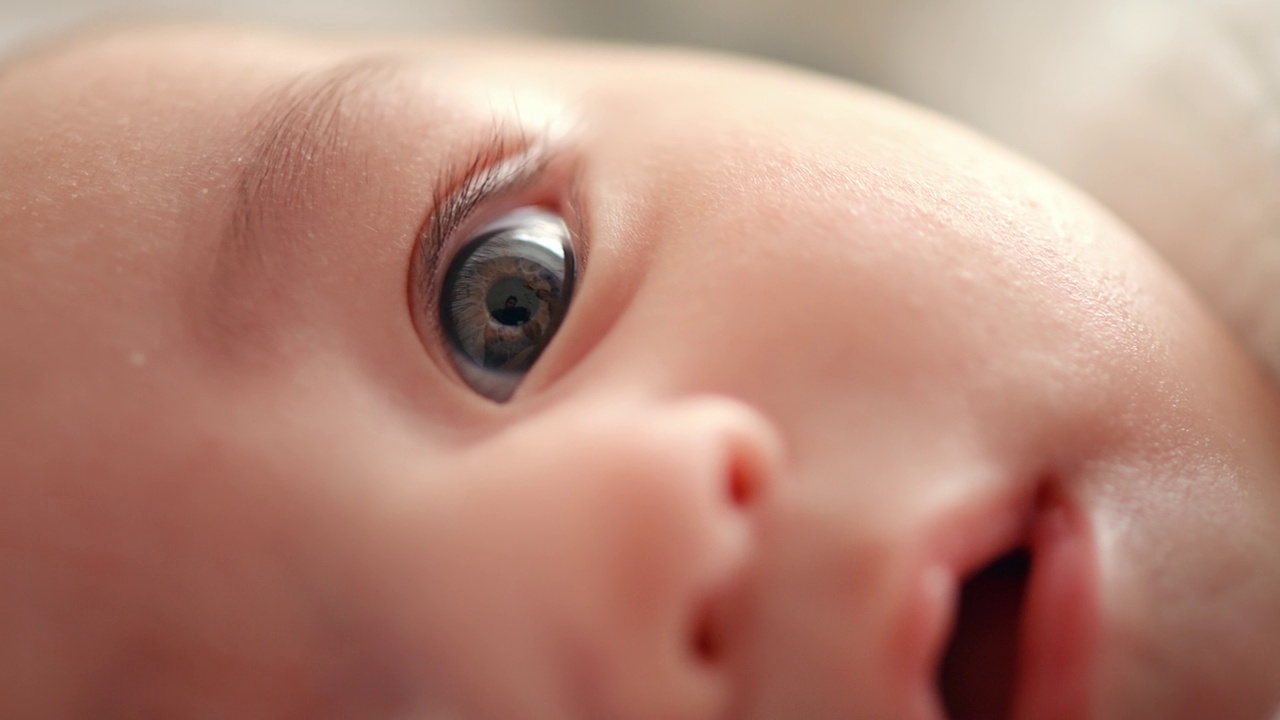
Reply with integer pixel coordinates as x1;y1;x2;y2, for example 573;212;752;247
414;133;589;298
415;134;547;301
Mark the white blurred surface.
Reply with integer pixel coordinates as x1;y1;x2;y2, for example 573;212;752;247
0;0;565;52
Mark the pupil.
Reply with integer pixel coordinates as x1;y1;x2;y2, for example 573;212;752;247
487;277;536;327
491;298;531;327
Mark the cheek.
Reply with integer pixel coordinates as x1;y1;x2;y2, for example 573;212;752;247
0;424;381;716
375;427;719;643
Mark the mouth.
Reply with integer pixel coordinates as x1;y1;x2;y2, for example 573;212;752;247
933;487;1098;720
938;545;1030;719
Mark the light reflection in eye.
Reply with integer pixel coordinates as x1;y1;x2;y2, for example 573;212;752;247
438;207;575;402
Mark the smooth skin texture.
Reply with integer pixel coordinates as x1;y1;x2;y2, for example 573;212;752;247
0;27;1278;719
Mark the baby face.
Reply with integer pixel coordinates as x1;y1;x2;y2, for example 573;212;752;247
1;27;1278;720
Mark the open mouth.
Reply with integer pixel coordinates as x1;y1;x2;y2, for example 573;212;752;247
937;546;1031;720
930;488;1096;720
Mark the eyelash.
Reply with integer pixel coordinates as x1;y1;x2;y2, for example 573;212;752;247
416;134;551;299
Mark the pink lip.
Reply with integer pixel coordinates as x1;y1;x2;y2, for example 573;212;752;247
910;485;1099;720
1011;493;1099;720
908;487;1032;720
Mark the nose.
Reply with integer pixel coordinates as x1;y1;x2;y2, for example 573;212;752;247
416;395;783;720
551;398;781;720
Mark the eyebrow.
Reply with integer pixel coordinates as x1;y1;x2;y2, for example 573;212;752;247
219;55;406;281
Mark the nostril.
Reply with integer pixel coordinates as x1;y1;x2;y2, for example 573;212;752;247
690;601;725;666
665;396;782;511
728;464;758;507
721;417;779;510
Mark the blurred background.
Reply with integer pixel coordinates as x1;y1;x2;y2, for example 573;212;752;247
2;0;1279;376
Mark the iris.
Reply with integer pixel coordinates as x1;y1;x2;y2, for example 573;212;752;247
439;207;576;402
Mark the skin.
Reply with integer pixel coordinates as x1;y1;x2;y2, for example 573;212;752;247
0;26;1278;720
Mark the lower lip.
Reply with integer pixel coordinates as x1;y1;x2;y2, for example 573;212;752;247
1012;495;1099;720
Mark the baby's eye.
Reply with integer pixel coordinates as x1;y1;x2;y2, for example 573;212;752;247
439;207;576;402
